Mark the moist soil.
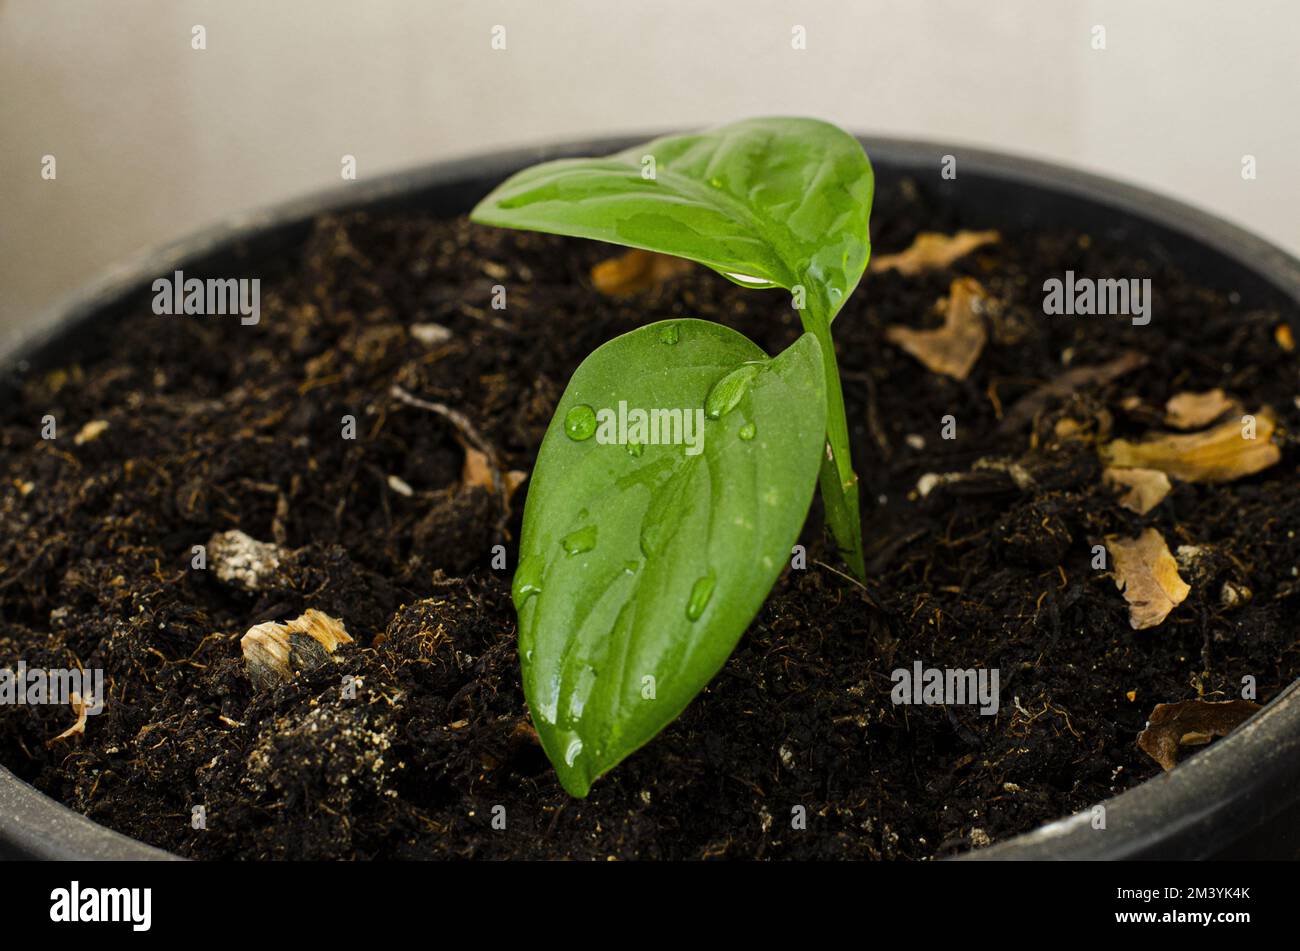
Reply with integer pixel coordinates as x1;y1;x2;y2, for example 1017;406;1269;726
1;177;1298;860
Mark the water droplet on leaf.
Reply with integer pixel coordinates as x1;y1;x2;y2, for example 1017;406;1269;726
564;404;597;441
739;422;756;440
659;323;680;345
562;525;598;555
686;573;716;621
705;364;761;419
511;556;543;609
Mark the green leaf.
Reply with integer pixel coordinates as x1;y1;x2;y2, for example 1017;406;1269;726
470;117;873;322
514;319;826;796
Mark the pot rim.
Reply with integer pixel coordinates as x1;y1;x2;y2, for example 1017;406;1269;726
3;133;1298;861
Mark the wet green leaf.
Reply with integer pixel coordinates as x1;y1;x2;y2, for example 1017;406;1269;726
470;117;873;321
514;320;825;796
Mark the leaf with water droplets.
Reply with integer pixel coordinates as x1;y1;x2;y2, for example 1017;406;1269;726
514;319;825;796
469;117;873;323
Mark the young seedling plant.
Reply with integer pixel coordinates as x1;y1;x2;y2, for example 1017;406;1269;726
471;117;873;796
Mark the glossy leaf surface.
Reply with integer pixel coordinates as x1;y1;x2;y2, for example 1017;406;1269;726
514;319;826;795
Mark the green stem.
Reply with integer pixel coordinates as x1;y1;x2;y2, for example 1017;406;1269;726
799;307;865;581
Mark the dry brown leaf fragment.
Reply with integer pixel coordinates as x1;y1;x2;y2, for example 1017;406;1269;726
1163;388;1239;430
885;277;989;380
870;230;1000;276
504;469;529;505
1276;323;1295;352
1137;699;1260;770
1102;466;1172;515
462;446;495;492
591;249;694;296
1101;410;1280;483
1106;528;1191;630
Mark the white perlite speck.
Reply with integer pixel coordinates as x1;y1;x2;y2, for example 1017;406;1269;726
208;529;286;592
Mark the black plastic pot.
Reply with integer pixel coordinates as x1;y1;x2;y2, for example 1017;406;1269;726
3;136;1299;861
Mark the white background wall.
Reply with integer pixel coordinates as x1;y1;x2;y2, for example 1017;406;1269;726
2;0;1296;339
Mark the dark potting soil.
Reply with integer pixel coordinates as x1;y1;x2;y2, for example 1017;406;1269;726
1;177;1298;860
